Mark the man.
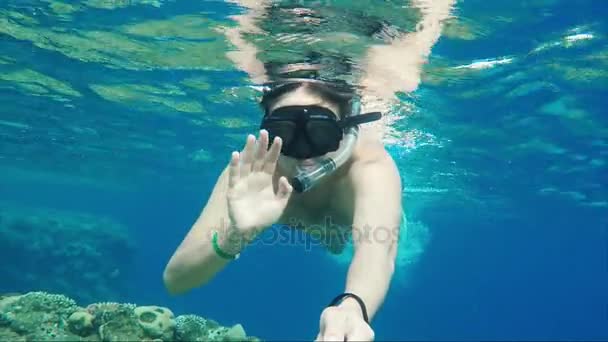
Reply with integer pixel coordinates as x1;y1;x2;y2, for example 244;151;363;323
164;1;455;341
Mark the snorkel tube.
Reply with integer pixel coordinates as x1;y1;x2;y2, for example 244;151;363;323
291;98;363;193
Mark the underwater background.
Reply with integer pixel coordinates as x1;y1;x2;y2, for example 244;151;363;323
1;0;607;340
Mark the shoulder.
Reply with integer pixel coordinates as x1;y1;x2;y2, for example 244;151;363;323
344;133;400;187
351;130;394;166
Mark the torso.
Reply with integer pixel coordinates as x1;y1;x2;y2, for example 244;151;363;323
273;129;384;253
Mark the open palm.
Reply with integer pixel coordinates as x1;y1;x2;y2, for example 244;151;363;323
227;130;293;235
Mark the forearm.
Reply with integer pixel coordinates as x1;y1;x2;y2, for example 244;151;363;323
339;246;396;320
163;217;247;294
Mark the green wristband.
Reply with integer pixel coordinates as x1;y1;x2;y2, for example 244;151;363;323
212;230;240;260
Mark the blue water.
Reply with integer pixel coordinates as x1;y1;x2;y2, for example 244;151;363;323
1;0;607;341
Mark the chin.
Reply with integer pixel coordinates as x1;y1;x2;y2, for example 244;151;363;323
278;155;318;176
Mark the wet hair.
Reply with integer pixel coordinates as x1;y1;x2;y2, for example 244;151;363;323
260;80;355;119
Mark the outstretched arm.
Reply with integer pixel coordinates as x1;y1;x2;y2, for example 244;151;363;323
316;148;403;341
358;0;457;102
342;150;403;321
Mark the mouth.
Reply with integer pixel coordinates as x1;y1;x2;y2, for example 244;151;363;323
298;158;317;166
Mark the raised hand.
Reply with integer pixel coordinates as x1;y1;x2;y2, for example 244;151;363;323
226;129;293;236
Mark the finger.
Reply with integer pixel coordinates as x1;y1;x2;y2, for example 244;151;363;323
228;151;240;189
239;134;256;178
316;310;327;341
319;332;346;341
252;130;269;172
263;136;283;174
346;327;374;342
319;314;347;342
277;176;293;200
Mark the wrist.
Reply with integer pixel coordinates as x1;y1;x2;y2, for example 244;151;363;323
327;292;370;324
338;297;364;315
215;225;248;257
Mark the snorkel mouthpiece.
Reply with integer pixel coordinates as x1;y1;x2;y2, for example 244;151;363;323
292;158;337;193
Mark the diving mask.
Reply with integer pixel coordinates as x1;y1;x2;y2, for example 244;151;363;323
260;105;381;160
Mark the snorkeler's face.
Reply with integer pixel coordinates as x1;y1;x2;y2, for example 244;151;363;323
263;85;345;162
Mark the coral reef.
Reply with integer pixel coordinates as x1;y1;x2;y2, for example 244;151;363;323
0;291;260;341
0;204;135;304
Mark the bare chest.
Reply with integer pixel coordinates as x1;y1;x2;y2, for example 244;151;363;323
278;179;354;231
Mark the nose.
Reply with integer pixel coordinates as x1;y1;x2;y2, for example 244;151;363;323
287;134;315;159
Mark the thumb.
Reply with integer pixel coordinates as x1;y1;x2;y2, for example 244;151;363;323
277;176;293;200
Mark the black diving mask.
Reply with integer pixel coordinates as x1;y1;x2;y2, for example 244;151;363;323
260;105;382;159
